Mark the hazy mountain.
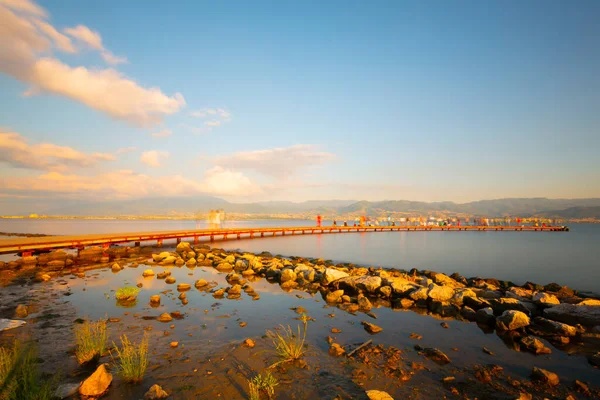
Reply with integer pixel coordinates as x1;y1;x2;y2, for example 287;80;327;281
338;198;600;216
3;196;600;218
533;206;600;219
255;200;357;213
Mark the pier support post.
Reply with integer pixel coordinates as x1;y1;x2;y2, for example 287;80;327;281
176;238;181;244
157;239;163;248
193;236;199;244
261;232;264;237
237;233;241;239
134;241;140;247
210;235;214;242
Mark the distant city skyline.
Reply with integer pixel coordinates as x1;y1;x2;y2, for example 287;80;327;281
1;0;599;205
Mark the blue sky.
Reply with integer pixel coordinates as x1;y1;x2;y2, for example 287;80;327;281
1;0;599;206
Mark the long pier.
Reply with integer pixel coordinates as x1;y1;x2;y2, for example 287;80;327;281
0;225;568;255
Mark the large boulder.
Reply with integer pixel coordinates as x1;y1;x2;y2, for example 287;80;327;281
280;269;297;283
322;268;349;285
79;364;112;397
543;303;600;327
385;277;418;296
506;287;534;300
451;288;478;306
532;317;578;336
433;273;464;288
476;307;496;326
216;262;233;272
489;298;532;316
496;310;530;331
175;241;192;254
532;292;560;305
325;290;345;303
409;287;429;301
427;284;454;302
335;276;382;294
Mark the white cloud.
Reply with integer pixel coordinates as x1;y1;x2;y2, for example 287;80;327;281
101;50;127;65
203;166;259;195
63;25;102;50
1;168;261;199
213;144;336;179
63;25;128;65
189;108;231;130
0;130;116;170
151;129;172;138
0;0;46;17
33;19;75;53
29;58;185;126
0;0;184;126
140;150;169;167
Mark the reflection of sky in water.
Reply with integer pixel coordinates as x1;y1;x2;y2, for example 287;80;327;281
2;220;598;291
53;262;599;384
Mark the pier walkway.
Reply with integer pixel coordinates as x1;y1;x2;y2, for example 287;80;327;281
0;225;568;255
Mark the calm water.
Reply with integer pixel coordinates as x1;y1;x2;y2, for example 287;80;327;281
1;219;599;293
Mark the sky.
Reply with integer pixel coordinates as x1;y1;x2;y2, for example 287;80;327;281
1;0;599;208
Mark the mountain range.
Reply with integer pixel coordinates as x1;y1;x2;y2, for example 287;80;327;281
2;196;600;218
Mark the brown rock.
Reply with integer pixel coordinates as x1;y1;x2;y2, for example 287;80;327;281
243;338;255;348
15;304;28;318
520;336;552;355
361;321;382;334
195;279;208;288
422;348;451;365
150;295;161;305
329;343;346;357
177;283;191;291
79;364;112;397
170;342;178;348
531;367;559;386
144;384;169;399
157;313;173;323
165;277;176;284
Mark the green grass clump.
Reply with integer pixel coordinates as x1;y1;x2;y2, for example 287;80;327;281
0;341;58;400
266;315;308;368
247;371;278;400
111;334;149;383
74;319;108;364
115;286;141;302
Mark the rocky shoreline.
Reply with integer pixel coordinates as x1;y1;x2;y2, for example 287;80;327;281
1;241;599;399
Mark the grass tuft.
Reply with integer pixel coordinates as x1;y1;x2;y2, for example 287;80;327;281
248;381;260;400
247;371;278;400
115;286;141;302
266;314;308;368
0;341;58;400
74;319;108;364
110;334;149;383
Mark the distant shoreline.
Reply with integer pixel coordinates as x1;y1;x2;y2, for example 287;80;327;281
0;215;599;223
